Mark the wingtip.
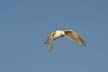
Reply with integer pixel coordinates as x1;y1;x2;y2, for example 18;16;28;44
48;48;53;55
82;42;87;47
48;52;52;55
83;43;87;46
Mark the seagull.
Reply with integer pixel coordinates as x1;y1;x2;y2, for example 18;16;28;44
44;30;86;54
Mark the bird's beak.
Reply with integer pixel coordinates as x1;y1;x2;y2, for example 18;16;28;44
44;41;47;44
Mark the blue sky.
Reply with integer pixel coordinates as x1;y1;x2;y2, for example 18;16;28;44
0;0;107;72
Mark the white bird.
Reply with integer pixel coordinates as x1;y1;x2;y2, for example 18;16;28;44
44;30;86;54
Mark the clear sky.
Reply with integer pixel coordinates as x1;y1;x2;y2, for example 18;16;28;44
0;0;107;72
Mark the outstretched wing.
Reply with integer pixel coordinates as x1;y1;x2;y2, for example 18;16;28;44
64;30;86;46
46;33;54;54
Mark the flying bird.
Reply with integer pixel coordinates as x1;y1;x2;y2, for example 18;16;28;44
44;30;86;54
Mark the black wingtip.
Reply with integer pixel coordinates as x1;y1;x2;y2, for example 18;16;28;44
83;43;87;46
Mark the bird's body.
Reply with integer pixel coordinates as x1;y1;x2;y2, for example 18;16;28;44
53;30;65;39
44;30;86;54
